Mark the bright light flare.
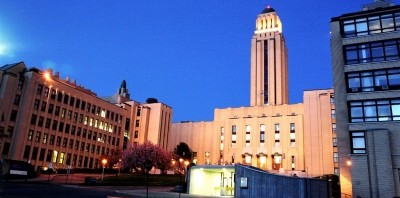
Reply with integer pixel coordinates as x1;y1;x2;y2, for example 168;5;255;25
43;72;51;80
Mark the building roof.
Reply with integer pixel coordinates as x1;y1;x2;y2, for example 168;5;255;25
260;6;275;14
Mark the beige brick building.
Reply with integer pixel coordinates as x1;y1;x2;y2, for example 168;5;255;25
169;7;337;177
0;62;172;171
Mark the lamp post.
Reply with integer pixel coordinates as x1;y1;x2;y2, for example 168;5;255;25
101;159;107;181
145;161;153;198
118;159;121;177
178;158;183;198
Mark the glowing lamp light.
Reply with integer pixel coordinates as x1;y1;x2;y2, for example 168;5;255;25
346;158;352;166
44;72;51;80
102;159;108;166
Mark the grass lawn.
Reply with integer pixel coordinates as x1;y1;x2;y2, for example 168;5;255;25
100;174;183;186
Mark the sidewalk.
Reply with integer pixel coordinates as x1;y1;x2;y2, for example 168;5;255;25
8;173;226;198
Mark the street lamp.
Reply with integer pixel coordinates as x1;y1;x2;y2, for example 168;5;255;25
346;157;352;166
118;159;122;177
101;159;107;181
178;158;183;198
145;160;153;198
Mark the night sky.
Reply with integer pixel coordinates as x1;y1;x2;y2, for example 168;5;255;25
0;0;386;122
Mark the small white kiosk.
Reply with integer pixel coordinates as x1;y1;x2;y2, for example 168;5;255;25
187;165;235;197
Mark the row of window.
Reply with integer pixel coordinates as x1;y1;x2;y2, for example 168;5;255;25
231;124;296;147
342;12;400;37
27;129;120;147
30;111;122;134
23;146;100;168
347;68;400;92
349;98;400;122
28;116;121;145
36;84;123;122
344;39;400;65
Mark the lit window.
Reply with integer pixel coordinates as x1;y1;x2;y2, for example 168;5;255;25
52;150;58;163
351;131;366;154
333;152;338;163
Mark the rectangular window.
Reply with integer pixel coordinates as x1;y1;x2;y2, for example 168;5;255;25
40;86;47;97
34;99;40;110
333;138;338;147
344;39;400;65
52;120;58;130
55;106;60;116
10;110;17;122
61;108;66;118
18;79;24;90
260;124;265;144
46;150;52;162
347;68;400;93
69;97;75;106
35;132;41;142
351;131;366;154
50;135;55;145
31;147;38;160
245;124;251;147
59;152;65;164
30;114;37;125
48;104;54;114
50;89;56;100
14;94;20;105
57;92;63;102
52;150;58;163
23;145;31;159
333;152;339;163
37;84;43;95
349;98;400;122
39;148;46;161
69;139;74;149
63;94;69;104
56;136;61;146
342;13;400;38
28;130;34;141
43;133;48;144
231;125;237;147
62;138;68;148
41;101;47;112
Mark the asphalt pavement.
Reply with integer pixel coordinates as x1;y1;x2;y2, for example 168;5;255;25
4;173;224;198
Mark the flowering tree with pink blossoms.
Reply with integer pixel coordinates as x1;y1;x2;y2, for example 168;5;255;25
121;141;174;174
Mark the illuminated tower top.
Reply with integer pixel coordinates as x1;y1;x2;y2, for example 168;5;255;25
255;6;282;34
250;6;288;106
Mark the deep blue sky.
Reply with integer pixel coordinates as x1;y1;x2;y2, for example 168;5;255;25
0;0;388;122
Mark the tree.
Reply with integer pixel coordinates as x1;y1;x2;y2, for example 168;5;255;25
174;142;193;161
108;148;123;168
121;141;173;174
97;148;123;169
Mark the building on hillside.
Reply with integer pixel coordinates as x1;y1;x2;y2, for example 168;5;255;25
0;62;172;171
331;0;400;197
169;7;337;178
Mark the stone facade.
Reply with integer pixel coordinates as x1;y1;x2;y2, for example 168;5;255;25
331;1;400;197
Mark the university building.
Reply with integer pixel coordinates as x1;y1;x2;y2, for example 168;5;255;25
0;62;172;171
331;0;400;197
169;7;337;178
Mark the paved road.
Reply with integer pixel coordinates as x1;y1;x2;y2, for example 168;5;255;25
0;173;223;198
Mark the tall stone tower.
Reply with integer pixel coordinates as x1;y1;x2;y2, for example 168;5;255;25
250;6;288;106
